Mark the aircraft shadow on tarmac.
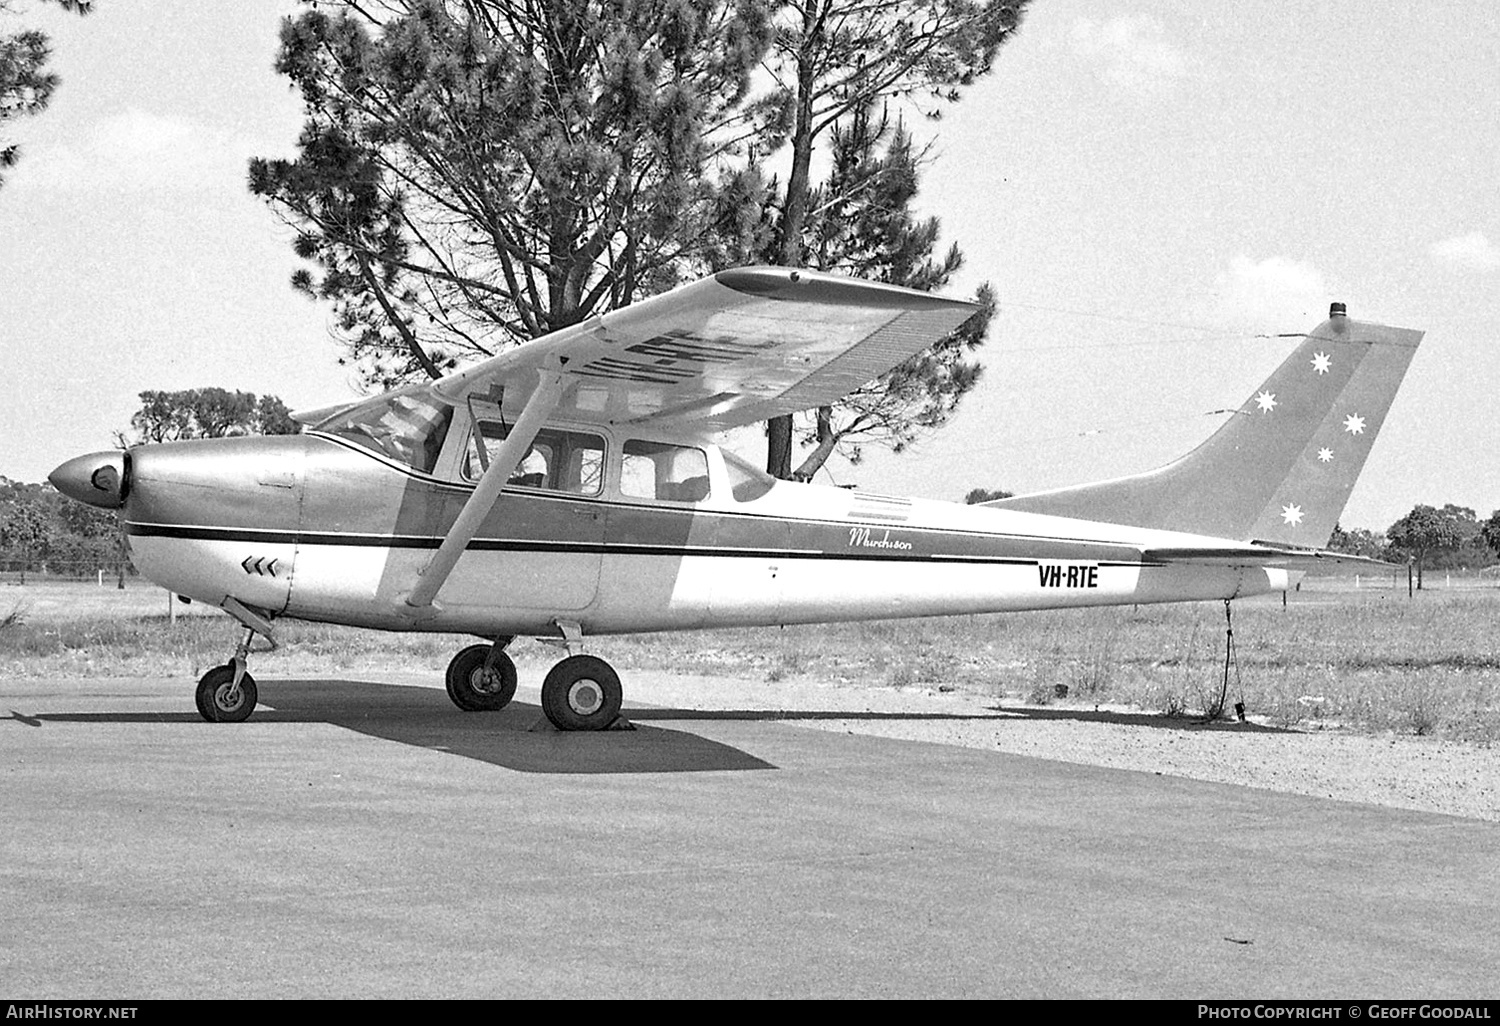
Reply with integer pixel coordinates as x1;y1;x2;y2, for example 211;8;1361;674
18;679;1023;774
988;703;1294;733
29;678;783;775
18;680;1292;774
627;707;1013;723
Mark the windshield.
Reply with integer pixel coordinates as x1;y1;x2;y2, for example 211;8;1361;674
313;386;453;474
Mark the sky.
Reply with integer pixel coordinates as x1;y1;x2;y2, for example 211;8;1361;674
2;0;1497;532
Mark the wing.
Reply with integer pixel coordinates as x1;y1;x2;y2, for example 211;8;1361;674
431;266;980;429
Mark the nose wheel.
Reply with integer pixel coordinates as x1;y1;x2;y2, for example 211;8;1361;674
195;662;258;723
196;610;274;723
540;655;623;731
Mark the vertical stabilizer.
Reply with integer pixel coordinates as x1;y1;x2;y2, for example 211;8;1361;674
989;309;1423;545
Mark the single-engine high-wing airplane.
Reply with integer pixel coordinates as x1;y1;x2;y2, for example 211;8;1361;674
49;268;1423;728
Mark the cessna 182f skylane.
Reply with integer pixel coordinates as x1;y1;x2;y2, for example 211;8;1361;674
50;267;1422;729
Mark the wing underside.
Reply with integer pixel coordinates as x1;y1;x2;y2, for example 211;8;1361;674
431;267;979;429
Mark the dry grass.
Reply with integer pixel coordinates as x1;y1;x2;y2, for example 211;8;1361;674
3;577;1499;740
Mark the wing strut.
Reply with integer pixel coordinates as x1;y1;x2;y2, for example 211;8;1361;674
403;368;569;612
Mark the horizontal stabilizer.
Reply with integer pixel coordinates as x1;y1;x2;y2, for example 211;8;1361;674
1142;544;1398;574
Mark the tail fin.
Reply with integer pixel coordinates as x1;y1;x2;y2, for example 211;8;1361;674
989;307;1424;545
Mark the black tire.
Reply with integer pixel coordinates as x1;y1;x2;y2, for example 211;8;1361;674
195;664;258;723
540;655;622;731
445;644;518;712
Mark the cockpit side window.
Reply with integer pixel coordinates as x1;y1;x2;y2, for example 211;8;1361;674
621;440;710;502
464;422;605;495
313;388;453;474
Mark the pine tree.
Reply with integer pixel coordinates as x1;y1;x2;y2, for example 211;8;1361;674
783;101;993;479
249;0;1026;479
250;0;774;387
751;0;1030;477
0;0;92;187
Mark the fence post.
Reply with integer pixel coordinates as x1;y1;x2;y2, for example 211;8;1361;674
168;590;177;625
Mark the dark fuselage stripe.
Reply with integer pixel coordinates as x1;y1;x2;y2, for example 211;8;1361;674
123;521;1154;568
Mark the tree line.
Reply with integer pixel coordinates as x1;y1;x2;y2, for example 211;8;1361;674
1338;504;1500;588
0;474;120;581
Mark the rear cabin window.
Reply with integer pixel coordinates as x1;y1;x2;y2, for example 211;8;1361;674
621;440;710;503
465;422;605;496
313;388;453;474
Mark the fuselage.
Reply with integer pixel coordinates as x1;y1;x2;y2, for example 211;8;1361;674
117;421;1287;639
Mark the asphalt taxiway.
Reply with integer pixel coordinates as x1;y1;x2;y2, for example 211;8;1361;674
2;675;1496;998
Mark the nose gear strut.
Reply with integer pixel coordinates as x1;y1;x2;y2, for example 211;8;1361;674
195;626;260;723
195;599;278;723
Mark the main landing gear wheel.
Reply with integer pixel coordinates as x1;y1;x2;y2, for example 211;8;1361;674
445;644;518;712
195;664;258;723
541;655;623;731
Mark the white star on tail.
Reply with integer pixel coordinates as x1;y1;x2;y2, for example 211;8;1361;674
1281;503;1304;526
1255;391;1277;413
1317;448;1334;462
1311;352;1331;374
1343;413;1366;435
